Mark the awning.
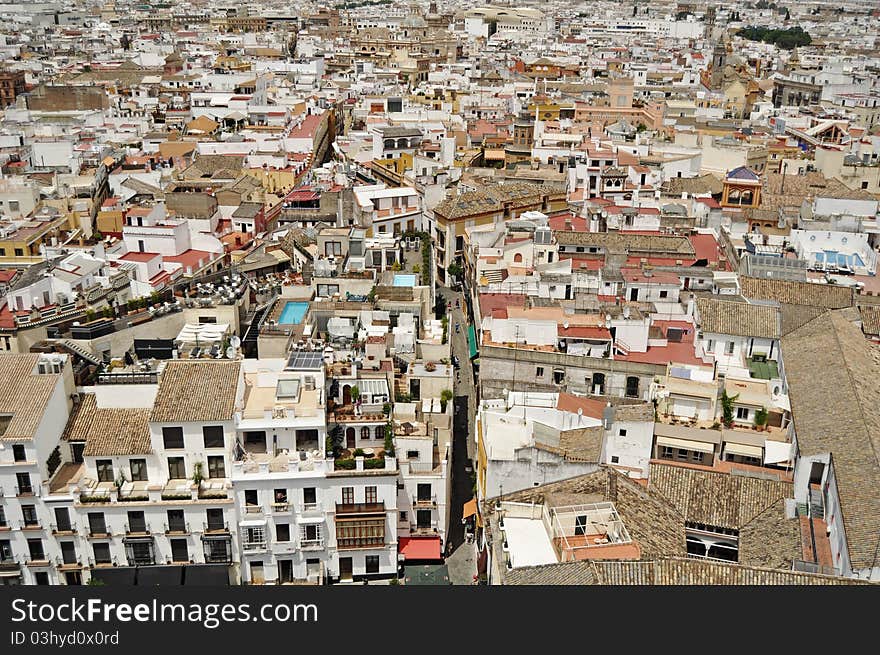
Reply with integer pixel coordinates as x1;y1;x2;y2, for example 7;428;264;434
462;498;477;519
467;325;478;359
724;442;764;458
764;440;794;464
297;516;325;524
656;436;715;454
239;519;267;528
398;536;443;561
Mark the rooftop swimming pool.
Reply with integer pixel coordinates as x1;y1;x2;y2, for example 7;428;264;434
278;301;309;325
393;274;418;287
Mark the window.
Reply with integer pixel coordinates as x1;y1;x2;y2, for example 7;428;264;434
360;426;370;441
689;451;703;462
660;446;674;459
619;429;627;437
301;524;321;545
675;449;688;461
167;510;186;533
12;444;25;462
206;508;224;531
276;524;290;542
162;427;184;449
207;455;225;479
96;459;113;483
0;539;12;561
203;426;224;448
0;507;5;527
170;539;189;563
14;248;23;257
611;456;620;464
22;505;38;526
342;487;354;505
127;511;146;533
706;339;714;352
536;366;544;377
726;342;735;355
574;515;588;536
167;457;185;479
659;290;668;299
553;369;565;384
303;487;316;507
93;543;111;565
862;181;869;190
16;472;32;494
399;511;408;522
406;450;419;460
365;486;377;504
625;376;640;398
374;426;384;440
27;539;45;561
365;555;380;574
736;407;749;420
244;490;259;507
130;459;147;481
54;507;71;532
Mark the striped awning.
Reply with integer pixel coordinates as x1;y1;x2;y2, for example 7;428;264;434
656;436;715;454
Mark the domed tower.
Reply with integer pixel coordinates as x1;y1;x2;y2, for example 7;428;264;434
505;108;535;167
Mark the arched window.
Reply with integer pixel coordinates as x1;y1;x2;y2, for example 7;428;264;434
375;426;384;440
361;427;370;441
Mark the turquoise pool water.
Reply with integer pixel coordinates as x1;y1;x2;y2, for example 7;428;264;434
393;274;417;287
278;301;309;325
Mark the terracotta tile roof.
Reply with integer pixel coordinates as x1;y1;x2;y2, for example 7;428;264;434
858;304;880;336
0;354;62;441
739;498;802;570
150;360;241;422
696;297;780;339
648;462;792;531
554;231;695;257
739;276;854;309
64;394;152;456
781;310;880;571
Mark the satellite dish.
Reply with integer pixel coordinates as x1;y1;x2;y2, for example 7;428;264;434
230;335;241;348
226;347;236;359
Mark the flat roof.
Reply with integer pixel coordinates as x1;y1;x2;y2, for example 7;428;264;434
504;516;558;569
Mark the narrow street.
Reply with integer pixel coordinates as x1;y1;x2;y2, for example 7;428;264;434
438;286;479;584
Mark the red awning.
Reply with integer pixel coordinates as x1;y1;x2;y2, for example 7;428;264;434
399;536;442;561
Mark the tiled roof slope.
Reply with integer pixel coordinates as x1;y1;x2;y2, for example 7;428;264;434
739;276;854;309
738;499;802;570
150;360;241;422
696;297;780;338
0;354;62;441
64;394;152;456
648;462;791;530
781;310;880;572
503;558;870;585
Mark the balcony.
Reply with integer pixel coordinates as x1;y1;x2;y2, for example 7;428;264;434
412;494;437;508
202;536;233;564
336;502;385;516
0;556;19;572
87;525;112;538
243;505;264;516
125;522;151;536
19;520;43;531
203;521;230;535
25;554;50;567
241;539;268;553
50;523;78;535
88;556;119;568
299;503;323;518
164;522;190;535
271;502;290;514
55;557;83;570
299;537;324;551
15;484;36;497
117;481;150;502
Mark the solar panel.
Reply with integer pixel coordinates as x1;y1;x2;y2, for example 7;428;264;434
286;351;324;370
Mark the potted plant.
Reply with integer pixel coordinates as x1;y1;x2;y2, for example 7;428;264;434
192;461;204;487
425;361;436;372
440;389;453;413
754;407;769;432
349;385;360;405
721;390;738;429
